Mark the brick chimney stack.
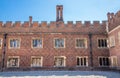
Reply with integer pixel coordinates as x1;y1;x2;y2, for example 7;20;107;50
29;16;32;25
56;5;63;22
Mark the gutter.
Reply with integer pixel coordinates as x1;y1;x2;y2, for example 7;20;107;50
88;33;93;70
1;33;7;72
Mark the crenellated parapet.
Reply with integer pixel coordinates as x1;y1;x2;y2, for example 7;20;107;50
0;17;107;34
0;19;106;28
107;10;120;31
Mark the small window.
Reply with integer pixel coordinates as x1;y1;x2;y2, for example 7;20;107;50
9;38;20;48
109;36;115;47
77;56;88;66
0;38;3;48
111;56;117;67
32;39;42;48
54;38;65;48
99;57;109;66
118;32;120;44
7;56;19;67
76;38;87;48
54;56;66;67
31;56;43;67
98;39;107;48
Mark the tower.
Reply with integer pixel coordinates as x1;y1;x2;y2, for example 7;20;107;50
56;5;63;22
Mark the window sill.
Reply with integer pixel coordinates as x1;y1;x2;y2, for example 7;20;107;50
98;47;108;49
75;47;87;49
9;48;20;49
7;66;19;68
31;66;42;67
54;66;66;67
76;66;88;67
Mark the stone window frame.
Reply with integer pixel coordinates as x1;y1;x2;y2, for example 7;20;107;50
0;38;3;49
76;56;88;67
31;38;43;49
118;31;120;45
97;38;108;48
110;56;118;67
109;36;115;47
54;38;65;48
8;38;21;49
54;56;66;67
98;56;110;67
75;38;87;48
31;56;43;67
7;56;20;68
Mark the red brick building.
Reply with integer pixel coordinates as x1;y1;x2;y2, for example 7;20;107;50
107;11;120;70
0;5;119;71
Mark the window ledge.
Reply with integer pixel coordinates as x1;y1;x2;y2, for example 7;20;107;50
98;47;108;49
54;66;66;67
76;66;88;67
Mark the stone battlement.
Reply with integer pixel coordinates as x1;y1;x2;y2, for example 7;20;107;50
107;10;120;31
0;20;107;28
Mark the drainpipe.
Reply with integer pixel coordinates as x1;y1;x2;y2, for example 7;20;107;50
1;33;7;72
88;33;93;70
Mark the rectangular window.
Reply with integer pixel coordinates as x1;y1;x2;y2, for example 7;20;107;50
54;38;65;48
7;56;19;67
111;56;117;67
0;38;2;48
76;38;87;48
98;39;107;48
77;56;88;66
109;36;115;47
31;56;43;67
9;38;20;48
118;32;120;44
54;56;66;67
32;39;42;48
99;57;109;66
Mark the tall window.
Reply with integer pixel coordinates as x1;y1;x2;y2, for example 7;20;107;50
54;56;66;67
111;56;117;67
109;36;115;47
31;56;43;67
7;56;19;67
98;39;107;48
0;38;2;48
77;56;88;66
99;57;109;66
32;39;42;48
54;38;65;48
118;32;120;44
76;38;87;48
9;38;20;48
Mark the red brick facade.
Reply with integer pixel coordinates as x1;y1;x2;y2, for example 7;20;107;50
0;5;119;71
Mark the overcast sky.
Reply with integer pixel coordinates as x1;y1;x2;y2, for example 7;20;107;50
0;0;120;22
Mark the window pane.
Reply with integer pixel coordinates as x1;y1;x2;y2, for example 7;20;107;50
32;39;42;48
84;58;86;66
54;57;65;67
77;58;79;65
31;57;42;67
10;39;20;48
55;39;64;48
106;58;109;66
99;58;102;66
0;39;2;47
76;39;86;48
98;39;107;48
8;58;19;67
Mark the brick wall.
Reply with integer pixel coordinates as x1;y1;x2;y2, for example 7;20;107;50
109;25;120;70
0;29;109;70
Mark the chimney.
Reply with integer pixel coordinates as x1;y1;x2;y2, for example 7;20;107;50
56;5;63;22
29;16;32;25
